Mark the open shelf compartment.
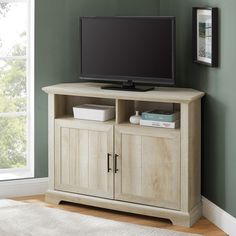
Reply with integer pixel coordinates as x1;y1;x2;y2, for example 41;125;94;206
53;95;181;129
116;99;181;129
54;95;116;121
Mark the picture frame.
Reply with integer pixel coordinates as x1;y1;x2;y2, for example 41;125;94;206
192;7;218;67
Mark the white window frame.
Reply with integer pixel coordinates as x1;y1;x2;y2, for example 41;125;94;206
0;0;34;180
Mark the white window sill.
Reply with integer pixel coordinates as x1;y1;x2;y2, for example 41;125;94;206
0;169;34;181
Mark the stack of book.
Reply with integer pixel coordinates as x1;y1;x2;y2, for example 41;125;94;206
140;110;180;129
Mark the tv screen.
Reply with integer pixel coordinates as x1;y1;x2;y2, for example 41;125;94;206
80;17;175;86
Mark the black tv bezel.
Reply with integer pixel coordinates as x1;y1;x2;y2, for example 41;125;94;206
79;16;176;86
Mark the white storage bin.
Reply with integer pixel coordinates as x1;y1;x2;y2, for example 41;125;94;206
73;104;115;121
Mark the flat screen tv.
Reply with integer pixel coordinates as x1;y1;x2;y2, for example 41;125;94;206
80;16;175;91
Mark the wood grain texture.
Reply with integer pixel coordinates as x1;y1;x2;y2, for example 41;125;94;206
88;130;108;192
54;119;114;199
115;125;181;210
116;99;134;124
120;134;142;196
45;190;200;227
134;101;175;113
48;94;55;190
180;100;202;212
180;103;190;212
13;195;227;236
189;100;201;210
77;129;89;188
61;127;70;185
42;82;205;104
43;82;204;228
55;95;66;118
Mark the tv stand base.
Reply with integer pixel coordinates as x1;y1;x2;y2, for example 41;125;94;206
46;190;202;228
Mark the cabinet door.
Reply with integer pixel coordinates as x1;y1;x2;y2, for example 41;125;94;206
54;119;114;199
115;125;180;210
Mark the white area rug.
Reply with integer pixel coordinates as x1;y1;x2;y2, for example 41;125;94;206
0;200;201;236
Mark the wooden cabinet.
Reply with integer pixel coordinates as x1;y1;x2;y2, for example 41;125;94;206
54;119;114;199
115;125;180;210
43;82;204;227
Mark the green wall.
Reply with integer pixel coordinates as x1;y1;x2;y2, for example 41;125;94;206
35;0;236;218
34;0;160;177
160;0;236;217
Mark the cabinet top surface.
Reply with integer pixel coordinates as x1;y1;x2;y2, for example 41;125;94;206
42;82;204;103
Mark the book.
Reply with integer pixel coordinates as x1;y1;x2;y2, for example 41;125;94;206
140;119;180;129
141;110;180;122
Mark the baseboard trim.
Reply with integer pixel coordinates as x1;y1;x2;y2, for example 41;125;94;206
202;196;236;236
0;178;48;198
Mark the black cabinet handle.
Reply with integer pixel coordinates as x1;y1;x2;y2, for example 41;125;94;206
107;153;112;173
114;154;119;173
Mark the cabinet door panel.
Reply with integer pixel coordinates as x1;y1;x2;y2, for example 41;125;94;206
68;128;78;186
121;134;142;196
76;129;89;188
115;125;180;210
88;130;109;192
60;127;70;185
55;119;113;199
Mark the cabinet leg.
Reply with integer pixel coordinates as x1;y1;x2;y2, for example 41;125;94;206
170;203;202;227
170;217;191;227
45;192;61;205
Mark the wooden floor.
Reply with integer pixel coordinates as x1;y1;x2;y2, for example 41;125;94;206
13;195;227;236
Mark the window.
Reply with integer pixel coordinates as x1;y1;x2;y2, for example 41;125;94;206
0;0;34;180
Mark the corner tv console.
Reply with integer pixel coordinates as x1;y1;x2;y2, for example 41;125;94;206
42;82;204;227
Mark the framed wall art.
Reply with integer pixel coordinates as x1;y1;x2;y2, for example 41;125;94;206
193;7;218;67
